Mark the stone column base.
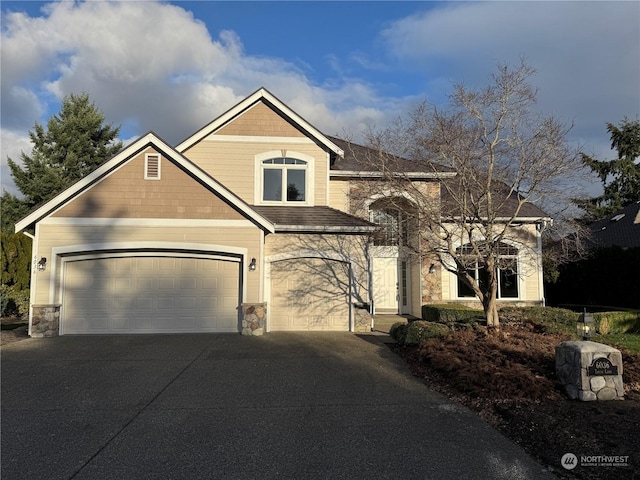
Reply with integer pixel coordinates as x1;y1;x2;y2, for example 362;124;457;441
31;304;61;338
241;303;267;336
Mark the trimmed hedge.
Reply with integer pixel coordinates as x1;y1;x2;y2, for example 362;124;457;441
593;311;640;334
390;320;450;345
499;306;579;336
498;306;640;336
422;304;484;324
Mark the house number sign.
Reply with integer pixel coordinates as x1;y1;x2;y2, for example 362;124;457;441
587;357;618;376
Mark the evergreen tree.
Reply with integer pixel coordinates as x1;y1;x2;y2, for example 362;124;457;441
5;93;123;218
580;118;640;219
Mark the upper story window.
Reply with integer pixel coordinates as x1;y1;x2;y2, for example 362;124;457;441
261;157;307;203
456;242;519;299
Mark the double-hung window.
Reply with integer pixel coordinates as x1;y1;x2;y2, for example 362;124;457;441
456;242;519;299
261;158;307;203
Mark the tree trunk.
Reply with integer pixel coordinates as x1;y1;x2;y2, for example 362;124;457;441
484;295;500;333
483;262;501;333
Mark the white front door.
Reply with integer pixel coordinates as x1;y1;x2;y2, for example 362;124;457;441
373;256;399;313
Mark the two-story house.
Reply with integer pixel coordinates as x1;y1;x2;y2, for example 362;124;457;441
16;88;549;336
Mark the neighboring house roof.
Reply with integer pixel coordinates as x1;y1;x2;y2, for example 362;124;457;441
589;201;640;248
327;136;454;178
14;132;275;233
252;206;376;233
176;88;343;156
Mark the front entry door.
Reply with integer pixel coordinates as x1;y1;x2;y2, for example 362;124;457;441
373;256;411;314
373;257;399;313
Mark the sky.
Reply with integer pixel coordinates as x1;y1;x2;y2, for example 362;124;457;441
1;0;639;197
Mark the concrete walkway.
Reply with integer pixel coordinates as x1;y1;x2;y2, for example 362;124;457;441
1;333;554;480
373;314;414;333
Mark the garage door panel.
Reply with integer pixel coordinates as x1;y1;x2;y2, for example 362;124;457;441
270;258;349;331
63;256;240;334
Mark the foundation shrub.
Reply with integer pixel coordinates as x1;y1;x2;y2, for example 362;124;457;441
499;306;579;336
404;320;450;345
422;304;484;325
389;322;408;344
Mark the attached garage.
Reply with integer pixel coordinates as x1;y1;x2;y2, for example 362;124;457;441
62;254;241;334
269;257;350;331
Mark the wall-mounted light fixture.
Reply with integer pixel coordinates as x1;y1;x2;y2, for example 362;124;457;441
249;258;257;271
429;263;436;274
37;257;47;272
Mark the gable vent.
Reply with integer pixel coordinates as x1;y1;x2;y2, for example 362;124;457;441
145;153;161;180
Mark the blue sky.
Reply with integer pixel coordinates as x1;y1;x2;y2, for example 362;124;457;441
2;1;639;197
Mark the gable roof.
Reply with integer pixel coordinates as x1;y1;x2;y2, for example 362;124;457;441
589;201;640;248
176;88;343;156
14;132;275;233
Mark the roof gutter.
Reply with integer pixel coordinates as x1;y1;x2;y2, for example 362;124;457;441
330;171;456;179
273;225;377;233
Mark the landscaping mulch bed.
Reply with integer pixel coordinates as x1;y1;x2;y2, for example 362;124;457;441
392;323;640;480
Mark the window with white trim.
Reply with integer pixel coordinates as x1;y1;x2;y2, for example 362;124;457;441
145;153;161;180
456;242;519;299
261;157;307;203
371;208;408;246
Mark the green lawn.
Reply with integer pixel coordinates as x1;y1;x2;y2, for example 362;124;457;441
593;334;640;354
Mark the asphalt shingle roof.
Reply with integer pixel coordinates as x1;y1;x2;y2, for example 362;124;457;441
327;136;453;174
589;201;640;248
252;206;376;232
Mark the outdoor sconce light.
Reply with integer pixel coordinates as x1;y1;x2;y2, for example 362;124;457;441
249;258;257;271
577;310;594;341
429;263;437;274
37;257;47;272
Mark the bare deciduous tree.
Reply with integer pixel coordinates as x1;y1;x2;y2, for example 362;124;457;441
346;61;583;331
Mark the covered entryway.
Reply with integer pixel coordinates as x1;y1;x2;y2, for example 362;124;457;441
62;255;241;334
269;257;350;331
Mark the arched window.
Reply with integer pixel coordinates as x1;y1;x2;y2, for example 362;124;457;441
456;242;519;299
371;208;408;246
261;158;307;203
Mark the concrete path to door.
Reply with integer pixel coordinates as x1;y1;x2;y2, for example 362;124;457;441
1;333;554;480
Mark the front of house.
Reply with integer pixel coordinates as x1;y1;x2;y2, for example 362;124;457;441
16;88;549;336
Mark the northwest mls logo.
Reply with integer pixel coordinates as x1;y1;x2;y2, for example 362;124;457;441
561;453;578;470
562;452;630;469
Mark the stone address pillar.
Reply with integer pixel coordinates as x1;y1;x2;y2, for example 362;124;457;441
555;341;624;401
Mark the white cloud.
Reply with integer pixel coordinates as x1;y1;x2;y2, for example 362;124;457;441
0;130;32;196
381;1;640;159
0;0;394;193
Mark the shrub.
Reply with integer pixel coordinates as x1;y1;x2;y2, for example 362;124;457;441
1;284;30;317
389;322;408;344
404;320;450;345
597;316;612;335
499;306;579;336
422;304;484;325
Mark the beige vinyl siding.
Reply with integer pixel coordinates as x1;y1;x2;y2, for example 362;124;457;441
328;178;350;213
53;147;244;220
183;139;329;206
33;224;262;305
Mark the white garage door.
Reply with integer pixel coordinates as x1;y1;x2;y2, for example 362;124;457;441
62;256;240;334
269;258;350;331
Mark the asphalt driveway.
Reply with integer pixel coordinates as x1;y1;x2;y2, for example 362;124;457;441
1;332;555;480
